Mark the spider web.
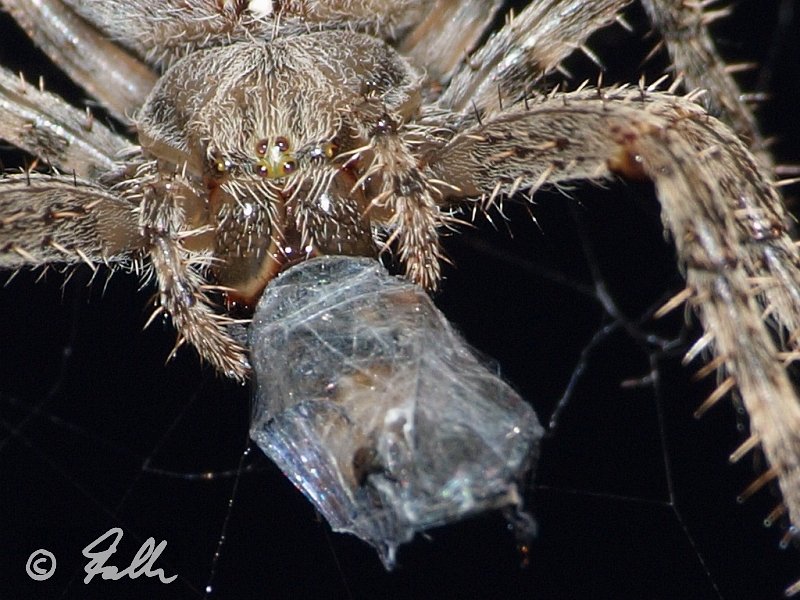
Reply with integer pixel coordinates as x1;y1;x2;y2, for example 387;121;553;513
1;2;800;599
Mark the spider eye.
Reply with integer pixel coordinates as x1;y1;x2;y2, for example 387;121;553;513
215;158;232;173
310;141;339;161
255;156;297;179
323;141;338;159
209;149;233;176
254;135;296;179
280;159;297;176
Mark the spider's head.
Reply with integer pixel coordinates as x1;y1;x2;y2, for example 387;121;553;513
133;31;424;310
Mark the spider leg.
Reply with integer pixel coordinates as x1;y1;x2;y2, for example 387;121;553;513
55;0;433;70
148;232;251;381
139;175;251;381
641;0;770;167
427;87;800;543
0;174;142;270
371;152;446;290
398;0;504;84
362;124;448;290
438;0;630;115
2;0;157;121
0;66;133;177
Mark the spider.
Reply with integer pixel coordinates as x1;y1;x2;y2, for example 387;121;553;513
1;0;800;595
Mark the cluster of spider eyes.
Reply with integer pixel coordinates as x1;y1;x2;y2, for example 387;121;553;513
255;136;296;178
211;136;338;179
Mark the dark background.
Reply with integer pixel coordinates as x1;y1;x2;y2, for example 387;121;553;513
1;2;799;599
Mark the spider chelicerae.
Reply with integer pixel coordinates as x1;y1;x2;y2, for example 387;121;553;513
2;0;800;597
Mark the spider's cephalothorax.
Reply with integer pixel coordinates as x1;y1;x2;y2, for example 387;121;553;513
123;27;456;376
2;0;800;591
132;30;427;307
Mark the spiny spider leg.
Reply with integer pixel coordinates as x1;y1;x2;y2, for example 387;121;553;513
0;175;141;269
2;0;157;121
428;85;800;545
439;0;630;114
142;191;251;381
641;0;771;166
397;0;504;83
0;66;133;177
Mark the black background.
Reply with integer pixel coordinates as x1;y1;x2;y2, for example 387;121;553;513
1;2;799;599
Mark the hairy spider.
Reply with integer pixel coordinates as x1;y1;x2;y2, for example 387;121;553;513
1;0;800;594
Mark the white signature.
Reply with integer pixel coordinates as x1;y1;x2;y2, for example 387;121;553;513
81;527;177;584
